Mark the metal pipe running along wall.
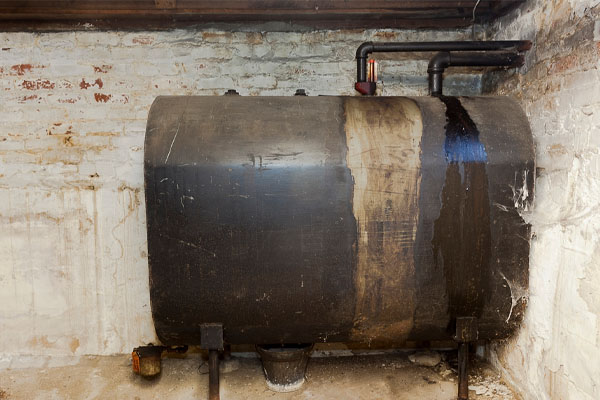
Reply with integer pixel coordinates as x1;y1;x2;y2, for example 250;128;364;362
354;40;531;95
427;51;525;95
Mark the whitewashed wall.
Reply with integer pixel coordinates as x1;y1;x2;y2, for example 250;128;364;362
485;1;600;399
0;27;479;359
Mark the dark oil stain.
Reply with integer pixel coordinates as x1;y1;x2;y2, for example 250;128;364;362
432;96;491;323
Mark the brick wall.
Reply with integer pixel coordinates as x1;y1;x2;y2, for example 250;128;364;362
484;1;600;399
0;27;478;360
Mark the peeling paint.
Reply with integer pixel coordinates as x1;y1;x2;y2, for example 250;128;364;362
93;93;111;102
79;78;103;89
21;80;55;90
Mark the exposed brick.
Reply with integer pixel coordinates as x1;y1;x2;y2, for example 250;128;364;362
21;79;55;90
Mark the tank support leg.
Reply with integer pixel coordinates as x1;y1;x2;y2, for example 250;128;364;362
457;342;469;399
201;323;224;400
455;317;478;400
208;350;220;400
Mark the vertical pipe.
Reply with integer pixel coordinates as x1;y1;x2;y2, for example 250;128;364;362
458;342;469;400
429;72;444;96
209;350;220;400
357;58;366;82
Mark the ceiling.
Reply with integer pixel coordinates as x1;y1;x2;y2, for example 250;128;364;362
0;0;525;31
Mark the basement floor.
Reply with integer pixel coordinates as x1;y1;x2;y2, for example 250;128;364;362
0;351;518;399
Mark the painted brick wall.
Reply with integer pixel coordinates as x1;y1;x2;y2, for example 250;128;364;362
0;27;479;360
484;1;600;399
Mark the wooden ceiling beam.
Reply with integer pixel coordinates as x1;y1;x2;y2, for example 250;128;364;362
0;0;526;30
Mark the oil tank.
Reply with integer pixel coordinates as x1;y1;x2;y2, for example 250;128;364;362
144;95;534;347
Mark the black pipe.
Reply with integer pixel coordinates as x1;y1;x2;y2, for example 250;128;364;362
427;51;525;96
355;40;531;83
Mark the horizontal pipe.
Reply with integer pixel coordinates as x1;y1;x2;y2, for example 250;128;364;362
427;51;524;95
355;40;531;82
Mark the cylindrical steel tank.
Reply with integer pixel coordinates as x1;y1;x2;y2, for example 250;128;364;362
144;95;534;346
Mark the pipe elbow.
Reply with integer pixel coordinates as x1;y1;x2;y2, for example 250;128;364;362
356;42;374;59
427;51;451;74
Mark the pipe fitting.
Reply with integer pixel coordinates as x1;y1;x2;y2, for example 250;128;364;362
427;51;525;96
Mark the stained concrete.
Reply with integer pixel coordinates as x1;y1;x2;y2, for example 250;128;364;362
0;352;518;399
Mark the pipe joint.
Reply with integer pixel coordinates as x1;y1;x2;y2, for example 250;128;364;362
427;51;451;74
356;41;374;59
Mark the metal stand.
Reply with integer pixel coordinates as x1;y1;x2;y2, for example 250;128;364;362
201;323;224;400
457;342;469;400
455;317;478;400
208;350;220;400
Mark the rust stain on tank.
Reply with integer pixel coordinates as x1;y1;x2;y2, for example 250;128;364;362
69;337;80;353
19;94;38;102
344;97;423;344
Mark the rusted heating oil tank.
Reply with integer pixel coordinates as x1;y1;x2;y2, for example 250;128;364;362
144;95;534;347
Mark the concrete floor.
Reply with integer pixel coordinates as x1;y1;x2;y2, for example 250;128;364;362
0;351;518;399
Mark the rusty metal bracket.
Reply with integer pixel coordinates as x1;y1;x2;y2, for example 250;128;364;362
201;323;224;351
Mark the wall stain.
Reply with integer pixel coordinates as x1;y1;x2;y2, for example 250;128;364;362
69;337;80;353
10;64;45;75
80;78;103;89
93;65;112;73
94;93;111;103
21;80;54;90
27;335;57;349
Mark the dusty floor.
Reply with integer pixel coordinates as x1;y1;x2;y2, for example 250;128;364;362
0;351;518;399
